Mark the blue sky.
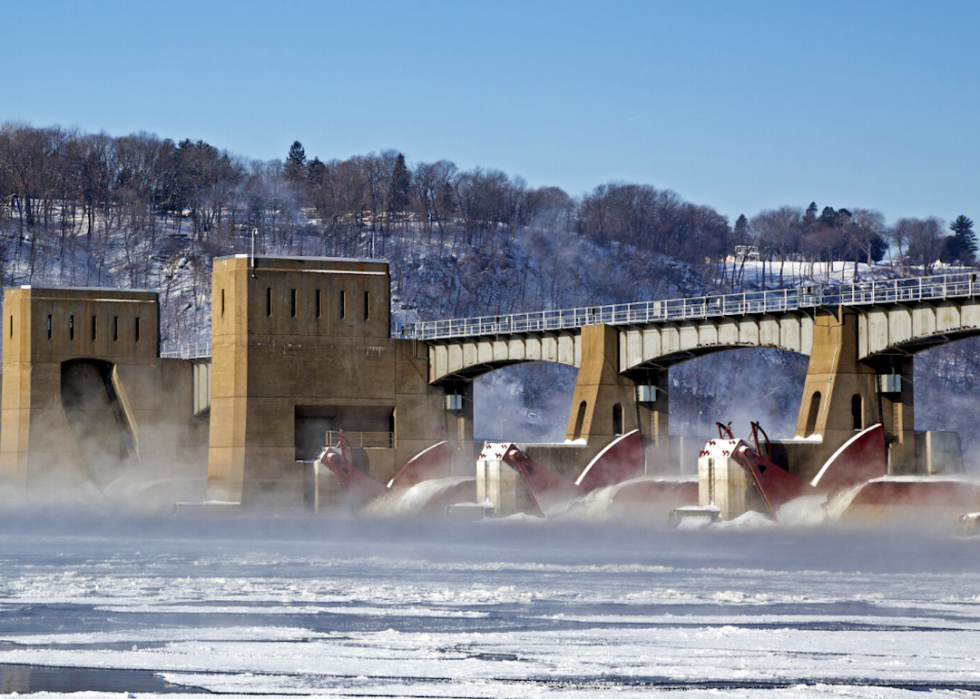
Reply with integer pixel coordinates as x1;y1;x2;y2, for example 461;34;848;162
3;0;978;223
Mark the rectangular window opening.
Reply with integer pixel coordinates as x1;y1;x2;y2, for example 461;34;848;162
47;315;52;340
340;291;346;319
69;315;74;341
221;289;225;317
113;316;118;342
315;290;321;319
9;316;13;338
91;316;97;341
290;289;296;318
364;291;370;320
135;317;140;343
266;288;272;317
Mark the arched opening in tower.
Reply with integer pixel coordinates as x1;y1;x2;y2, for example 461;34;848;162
60;358;137;490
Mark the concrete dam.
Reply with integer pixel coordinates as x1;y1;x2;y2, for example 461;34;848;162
1;255;977;517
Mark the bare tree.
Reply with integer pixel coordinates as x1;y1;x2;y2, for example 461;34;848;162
889;218;917;273
907;217;947;274
846;209;886;280
750;207;802;287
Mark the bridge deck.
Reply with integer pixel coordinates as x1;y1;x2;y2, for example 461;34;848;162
396;272;980;342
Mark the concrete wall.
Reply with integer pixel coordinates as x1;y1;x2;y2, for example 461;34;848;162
0;286;206;497
522;443;590;481
476;455;537;516
205;255;455;508
698;454;764;520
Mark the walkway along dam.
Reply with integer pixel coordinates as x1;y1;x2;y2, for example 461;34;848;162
0;255;976;510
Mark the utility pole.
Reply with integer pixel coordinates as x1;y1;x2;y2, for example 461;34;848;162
251;228;258;278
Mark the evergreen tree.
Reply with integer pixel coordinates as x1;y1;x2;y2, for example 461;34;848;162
390;153;411;212
802;202;818;230
285;141;306;183
867;234;888;264
819;206;837;227
306;157;328;211
945;215;977;264
734;213;749;239
306;157;327;187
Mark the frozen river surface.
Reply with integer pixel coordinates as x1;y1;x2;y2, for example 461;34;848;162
0;516;979;697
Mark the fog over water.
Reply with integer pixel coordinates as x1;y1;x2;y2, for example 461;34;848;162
0;514;978;696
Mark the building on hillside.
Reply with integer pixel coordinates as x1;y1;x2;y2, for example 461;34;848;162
725;245;761;264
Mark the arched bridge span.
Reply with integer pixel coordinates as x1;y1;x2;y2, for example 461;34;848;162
407;273;980;383
858;299;980;359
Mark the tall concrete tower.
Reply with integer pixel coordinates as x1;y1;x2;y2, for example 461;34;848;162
206;255;456;507
1;286;204;495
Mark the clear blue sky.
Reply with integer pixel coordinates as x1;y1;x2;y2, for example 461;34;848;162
3;0;978;223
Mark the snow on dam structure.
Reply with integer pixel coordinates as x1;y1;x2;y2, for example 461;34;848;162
1;263;979;512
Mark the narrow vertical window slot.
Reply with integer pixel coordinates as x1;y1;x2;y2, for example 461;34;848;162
69;315;74;341
9;316;13;338
573;401;587;440
91;316;97;341
135;317;140;342
804;392;821;437
266;288;272;317
290;289;297;318
113;316;118;341
364;291;370;320
851;395;863;431
340;291;346;319
221;289;225;317
315;290;321;318
47;315;52;339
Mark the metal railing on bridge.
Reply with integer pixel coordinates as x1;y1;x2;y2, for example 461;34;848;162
160;341;212;360
394;272;980;342
326;430;394;449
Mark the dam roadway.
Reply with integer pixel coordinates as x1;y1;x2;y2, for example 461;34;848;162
395;272;980;382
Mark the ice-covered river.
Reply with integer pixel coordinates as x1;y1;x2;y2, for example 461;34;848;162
0;515;978;697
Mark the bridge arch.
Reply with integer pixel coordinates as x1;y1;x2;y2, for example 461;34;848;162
428;332;581;383
858;300;980;359
619;313;813;374
472;362;578;443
